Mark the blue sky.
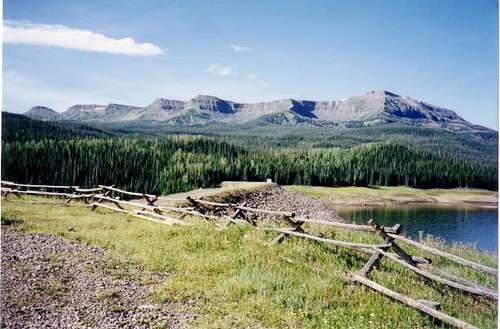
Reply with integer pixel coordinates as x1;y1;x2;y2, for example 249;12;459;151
3;0;498;128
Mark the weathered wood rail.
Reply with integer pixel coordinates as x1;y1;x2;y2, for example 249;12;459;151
1;180;496;329
346;273;479;329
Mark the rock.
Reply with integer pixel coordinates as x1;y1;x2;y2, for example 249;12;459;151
25;106;61;121
1;226;194;328
206;185;343;222
22;91;493;135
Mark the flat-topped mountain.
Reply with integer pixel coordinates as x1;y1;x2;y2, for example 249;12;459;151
63;103;143;121
23;90;492;133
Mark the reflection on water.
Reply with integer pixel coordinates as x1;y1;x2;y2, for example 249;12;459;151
336;204;498;253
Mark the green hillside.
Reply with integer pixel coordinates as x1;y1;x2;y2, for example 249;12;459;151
2;112;111;142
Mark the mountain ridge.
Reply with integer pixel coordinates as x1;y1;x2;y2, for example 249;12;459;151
23;90;494;134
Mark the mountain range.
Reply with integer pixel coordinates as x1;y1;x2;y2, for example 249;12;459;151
24;90;493;134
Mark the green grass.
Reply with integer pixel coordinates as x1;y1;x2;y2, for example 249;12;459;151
1;197;497;328
37;281;69;299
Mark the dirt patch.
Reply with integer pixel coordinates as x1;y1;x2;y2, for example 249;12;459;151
1;225;194;329
206;184;343;222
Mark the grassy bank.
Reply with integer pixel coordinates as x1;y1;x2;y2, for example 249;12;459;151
1;197;497;328
287;185;498;208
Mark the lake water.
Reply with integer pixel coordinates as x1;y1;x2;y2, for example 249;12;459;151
336;205;498;253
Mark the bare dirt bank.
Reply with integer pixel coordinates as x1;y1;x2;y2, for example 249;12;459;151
285;186;498;209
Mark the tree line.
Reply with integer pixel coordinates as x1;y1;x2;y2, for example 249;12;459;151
2;137;496;194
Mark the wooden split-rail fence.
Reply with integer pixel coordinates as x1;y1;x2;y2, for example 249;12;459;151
1;180;497;329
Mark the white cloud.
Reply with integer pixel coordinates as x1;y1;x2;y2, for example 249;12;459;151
206;64;236;76
3;21;163;56
230;44;252;53
245;73;270;87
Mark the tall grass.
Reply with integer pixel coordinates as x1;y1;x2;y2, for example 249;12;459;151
1;197;497;328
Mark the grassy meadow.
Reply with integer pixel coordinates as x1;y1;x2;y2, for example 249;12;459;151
1;197;497;328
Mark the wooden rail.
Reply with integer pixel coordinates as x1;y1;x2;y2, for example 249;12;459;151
3;180;495;329
4;190;72;197
99;185;156;199
346;273;478;329
188;198;295;217
91;203;185;226
268;227;392;251
297;217;401;234
388;233;497;276
75;187;103;193
1;181;78;190
379;250;497;299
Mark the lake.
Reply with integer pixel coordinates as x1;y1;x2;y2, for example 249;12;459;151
336;204;498;253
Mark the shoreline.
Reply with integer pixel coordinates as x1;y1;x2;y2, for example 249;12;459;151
285;186;498;209
329;199;498;209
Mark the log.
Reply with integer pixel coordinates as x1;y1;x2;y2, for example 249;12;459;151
7;190;72;197
422;265;497;296
357;247;430;265
270;218;304;245
68;194;104;199
163;207;220;221
75;187;103;193
143;194;158;207
92;203;173;226
91;203;130;214
158;206;195;212
192;198;295;217
93;189;113;206
64;192;77;204
358;251;383;276
237;205;295;218
268;228;391;250
388;233;497;276
98;196;158;211
134;210;187;225
270;233;288;245
187;196;207;214
297;218;401;234
99;185;156;199
380;250;498;299
369;219;417;266
231;202;247;219
5;199;93;207
1;182;78;190
346;272;478;329
130;213;174;225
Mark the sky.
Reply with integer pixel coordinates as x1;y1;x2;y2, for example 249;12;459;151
2;0;499;129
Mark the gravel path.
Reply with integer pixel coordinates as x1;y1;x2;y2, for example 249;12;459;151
1;225;194;329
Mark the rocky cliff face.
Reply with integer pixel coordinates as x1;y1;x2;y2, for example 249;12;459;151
23;90;491;133
62;104;142;121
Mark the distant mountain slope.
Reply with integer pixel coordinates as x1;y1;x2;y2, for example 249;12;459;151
23;90;494;135
63;103;143;121
2;112;111;142
25;106;61;121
